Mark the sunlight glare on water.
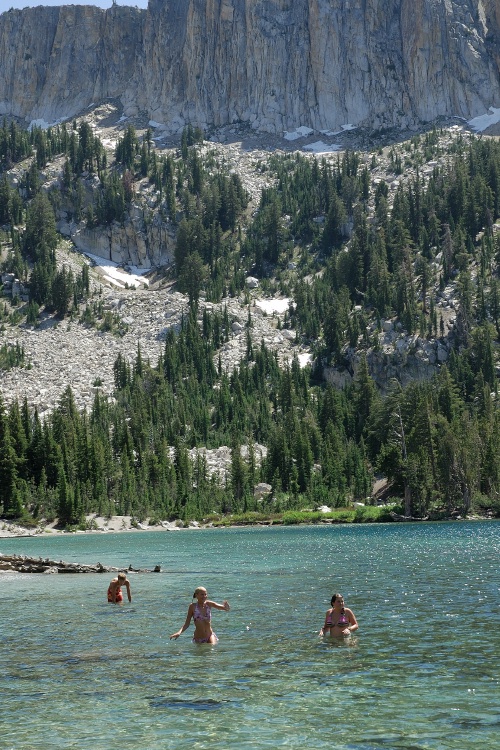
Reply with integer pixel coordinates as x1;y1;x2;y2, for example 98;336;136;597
0;521;499;749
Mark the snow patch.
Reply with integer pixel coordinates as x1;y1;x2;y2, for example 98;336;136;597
320;124;357;136
255;298;290;315
468;107;500;132
303;141;342;153
283;126;314;141
84;253;150;289
28;117;67;130
298;352;313;368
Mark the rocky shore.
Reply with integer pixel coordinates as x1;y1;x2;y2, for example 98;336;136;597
0;514;206;539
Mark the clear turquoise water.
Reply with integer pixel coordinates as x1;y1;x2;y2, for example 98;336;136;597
1;521;499;750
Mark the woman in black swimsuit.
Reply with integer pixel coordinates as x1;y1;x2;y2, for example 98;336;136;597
319;593;358;637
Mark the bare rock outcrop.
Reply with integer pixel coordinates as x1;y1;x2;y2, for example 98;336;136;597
63;210;176;268
121;0;500;132
0;1;499;134
0;553;114;574
0;553;162;574
0;5;142;124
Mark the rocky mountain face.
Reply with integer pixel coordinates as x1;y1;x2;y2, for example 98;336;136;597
0;1;499;134
0;4;143;124
64;204;176;269
1;105;467;418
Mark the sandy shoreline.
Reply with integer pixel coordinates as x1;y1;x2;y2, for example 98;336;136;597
1;512;491;538
0;515;203;538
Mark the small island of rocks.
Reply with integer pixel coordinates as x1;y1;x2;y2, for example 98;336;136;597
0;553;161;575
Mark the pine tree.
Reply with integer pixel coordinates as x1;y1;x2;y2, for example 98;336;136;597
24;191;58;261
352;354;378;440
178;252;206;307
0;174;11;224
57;463;78;525
230;435;248;505
0;395;19;518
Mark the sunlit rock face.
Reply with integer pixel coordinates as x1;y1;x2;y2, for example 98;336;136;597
0;4;143;124
0;1;499;132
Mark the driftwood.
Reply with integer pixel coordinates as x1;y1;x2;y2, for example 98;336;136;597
0;553;161;574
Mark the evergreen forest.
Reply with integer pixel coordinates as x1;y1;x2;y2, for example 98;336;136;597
1;117;500;527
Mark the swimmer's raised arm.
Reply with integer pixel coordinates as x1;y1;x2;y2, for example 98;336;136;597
206;599;230;611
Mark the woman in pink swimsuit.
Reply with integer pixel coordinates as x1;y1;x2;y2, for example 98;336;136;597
170;586;230;644
319;593;358;637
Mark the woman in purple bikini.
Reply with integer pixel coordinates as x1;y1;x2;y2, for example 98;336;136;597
170;586;230;644
319;593;358;637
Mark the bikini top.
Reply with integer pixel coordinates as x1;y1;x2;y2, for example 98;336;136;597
326;608;349;628
336;608;349;627
193;603;211;622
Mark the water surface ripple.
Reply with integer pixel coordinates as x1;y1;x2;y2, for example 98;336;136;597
1;521;498;749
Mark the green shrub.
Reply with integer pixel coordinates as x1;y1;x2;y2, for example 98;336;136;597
208;512;279;526
0;340;25;369
353;506;376;523
323;509;356;523
471;493;500;517
282;511;323;524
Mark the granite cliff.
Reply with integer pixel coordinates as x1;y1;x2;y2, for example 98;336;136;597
0;4;143;123
0;0;499;134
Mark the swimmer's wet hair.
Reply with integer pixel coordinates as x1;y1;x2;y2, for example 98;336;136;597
193;587;207;597
118;572;127;581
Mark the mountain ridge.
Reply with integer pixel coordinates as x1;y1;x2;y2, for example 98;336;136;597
1;1;500;134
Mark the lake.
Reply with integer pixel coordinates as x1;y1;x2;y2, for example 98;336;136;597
1;521;499;749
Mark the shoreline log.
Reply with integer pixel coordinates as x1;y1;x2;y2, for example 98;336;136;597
0;553;162;574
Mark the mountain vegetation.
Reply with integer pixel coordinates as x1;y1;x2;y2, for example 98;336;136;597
1;116;500;526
